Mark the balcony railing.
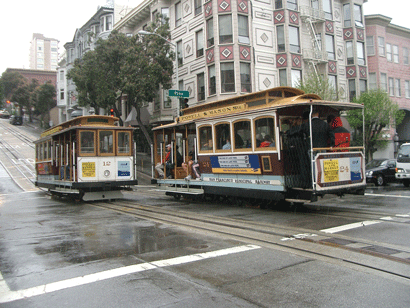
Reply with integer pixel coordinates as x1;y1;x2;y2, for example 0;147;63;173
302;48;328;63
300;6;325;22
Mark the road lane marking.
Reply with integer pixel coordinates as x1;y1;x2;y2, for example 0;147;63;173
365;193;410;199
320;220;381;234
0;244;261;304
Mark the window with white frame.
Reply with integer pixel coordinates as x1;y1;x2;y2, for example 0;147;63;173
357;41;365;65
196;30;204;58
348;79;356;101
289;26;300;53
219;15;233;44
381;73;387;92
366;36;375;55
60;70;64;81
175;2;182;27
369;73;377;90
395;79;401;96
197;73;205;101
277;25;285;52
328;75;337;98
378;37;385;56
177;40;183;66
60;89;64;100
100;15;113;32
389;77;394;96
238;15;249;44
161;7;169;24
393;45;399;63
209;65;216;95
343;4;351;27
354;4;363;27
386;43;392;62
287;0;297;10
194;0;202;15
291;69;301;87
323;0;332;20
404;47;409;65
405;80;410;98
275;0;283;9
240;62;251;93
360;80;367;94
207;18;214;47
221;62;235;93
279;69;287;86
326;34;335;60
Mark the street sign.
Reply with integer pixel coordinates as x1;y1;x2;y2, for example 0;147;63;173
168;90;189;98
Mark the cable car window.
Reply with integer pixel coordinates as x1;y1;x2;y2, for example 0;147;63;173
99;130;114;154
215;123;231;151
199;125;213;152
255;117;276;150
117;131;131;155
80;131;95;154
233;120;251;150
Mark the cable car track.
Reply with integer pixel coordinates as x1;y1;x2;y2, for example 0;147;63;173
91;199;410;284
0;123;36;189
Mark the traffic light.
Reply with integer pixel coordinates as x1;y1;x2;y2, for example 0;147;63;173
110;108;114;117
6;100;10;104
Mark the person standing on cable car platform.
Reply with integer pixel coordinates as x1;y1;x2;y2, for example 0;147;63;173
301;109;335;149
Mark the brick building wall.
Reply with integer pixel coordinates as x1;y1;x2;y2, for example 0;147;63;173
6;68;57;87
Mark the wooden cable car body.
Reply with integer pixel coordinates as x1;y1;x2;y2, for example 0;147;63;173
34;115;138;201
152;87;366;204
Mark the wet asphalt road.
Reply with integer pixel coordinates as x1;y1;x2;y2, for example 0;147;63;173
1;120;410;307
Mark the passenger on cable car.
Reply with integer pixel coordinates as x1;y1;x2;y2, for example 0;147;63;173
155;144;171;178
183;152;201;181
330;116;350;148
165;145;183;178
260;135;272;147
222;139;231;149
301;109;335;148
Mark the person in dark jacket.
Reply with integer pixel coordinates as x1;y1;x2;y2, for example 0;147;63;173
302;110;335;148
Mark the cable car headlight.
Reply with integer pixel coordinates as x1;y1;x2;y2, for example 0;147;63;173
104;170;111;177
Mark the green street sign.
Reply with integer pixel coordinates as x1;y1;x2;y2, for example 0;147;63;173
168;90;189;98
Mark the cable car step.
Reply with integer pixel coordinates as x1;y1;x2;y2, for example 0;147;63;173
285;198;312;204
152;187;204;195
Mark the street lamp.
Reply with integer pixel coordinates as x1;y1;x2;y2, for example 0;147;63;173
138;30;180;116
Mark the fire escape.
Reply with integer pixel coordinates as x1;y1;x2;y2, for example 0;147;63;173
300;6;328;78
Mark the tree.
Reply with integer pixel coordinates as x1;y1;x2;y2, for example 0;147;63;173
67;16;174;145
0;71;25;105
295;70;342;101
12;79;39;121
34;82;57;127
347;89;405;162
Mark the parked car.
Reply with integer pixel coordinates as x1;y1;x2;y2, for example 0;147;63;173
0;110;10;119
366;159;397;186
9;115;23;125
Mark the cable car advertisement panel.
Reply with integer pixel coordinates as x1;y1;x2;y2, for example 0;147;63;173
210;155;261;174
315;152;365;191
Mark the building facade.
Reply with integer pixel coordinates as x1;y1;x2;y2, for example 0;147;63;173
365;14;410;158
115;0;369;126
57;1;134;123
29;33;59;71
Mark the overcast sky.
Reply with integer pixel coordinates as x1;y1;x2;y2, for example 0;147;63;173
0;0;408;75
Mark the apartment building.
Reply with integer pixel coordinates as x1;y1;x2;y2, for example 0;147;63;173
365;14;410;158
114;0;368;126
58;1;134;123
29;33;59;71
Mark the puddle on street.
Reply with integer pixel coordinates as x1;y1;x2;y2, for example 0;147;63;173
33;213;209;264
